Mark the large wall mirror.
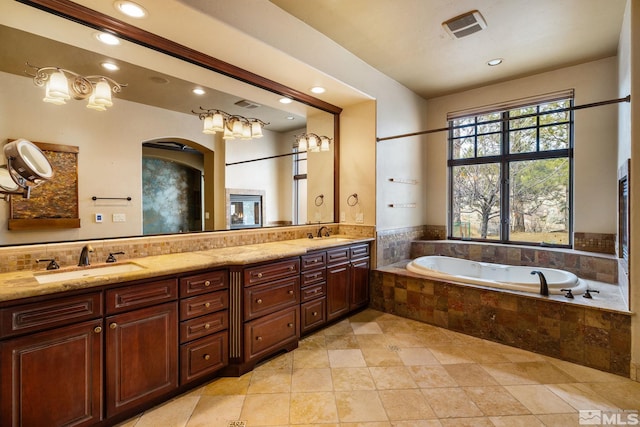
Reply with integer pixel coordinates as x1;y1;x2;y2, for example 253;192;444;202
0;0;340;245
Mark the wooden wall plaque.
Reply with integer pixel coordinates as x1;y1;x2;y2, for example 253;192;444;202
8;141;80;230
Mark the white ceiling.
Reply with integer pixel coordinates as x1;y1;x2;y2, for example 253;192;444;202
268;0;627;99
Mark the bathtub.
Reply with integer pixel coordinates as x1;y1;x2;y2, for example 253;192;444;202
406;255;587;295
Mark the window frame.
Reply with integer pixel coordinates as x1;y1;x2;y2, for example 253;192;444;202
447;97;574;247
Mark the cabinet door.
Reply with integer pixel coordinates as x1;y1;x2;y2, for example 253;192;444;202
350;257;370;310
0;319;103;427
326;262;350;321
106;302;178;417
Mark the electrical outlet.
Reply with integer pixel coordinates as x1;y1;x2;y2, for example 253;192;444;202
355;213;364;223
112;213;126;222
340;212;346;222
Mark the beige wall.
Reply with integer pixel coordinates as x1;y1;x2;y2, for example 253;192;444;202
425;57;620;235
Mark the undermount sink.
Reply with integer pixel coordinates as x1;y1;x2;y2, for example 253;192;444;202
34;262;145;284
306;237;352;245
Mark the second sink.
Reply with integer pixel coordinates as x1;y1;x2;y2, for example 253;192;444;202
34;262;145;284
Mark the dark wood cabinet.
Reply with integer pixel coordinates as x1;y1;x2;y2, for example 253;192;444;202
105;300;178;417
326;243;370;321
0;318;103;427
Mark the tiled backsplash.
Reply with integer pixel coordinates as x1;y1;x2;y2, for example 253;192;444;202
371;266;631;377
0;224;375;273
574;232;616;254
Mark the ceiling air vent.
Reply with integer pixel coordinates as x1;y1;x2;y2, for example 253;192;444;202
442;10;487;39
235;99;261;109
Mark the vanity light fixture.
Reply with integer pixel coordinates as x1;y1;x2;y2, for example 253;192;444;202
192;107;268;140
0;139;54;200
26;63;127;111
294;133;332;153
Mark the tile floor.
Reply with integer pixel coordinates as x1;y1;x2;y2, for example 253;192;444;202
118;309;640;427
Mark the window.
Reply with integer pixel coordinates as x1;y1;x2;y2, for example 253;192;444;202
448;94;573;246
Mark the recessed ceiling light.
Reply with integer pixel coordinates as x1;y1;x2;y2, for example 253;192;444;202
192;88;205;95
279;97;293;104
96;32;120;46
286;116;295;120
487;58;503;66
310;86;325;94
101;62;119;71
115;1;147;18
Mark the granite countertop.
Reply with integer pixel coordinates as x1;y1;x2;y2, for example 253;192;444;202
0;236;373;303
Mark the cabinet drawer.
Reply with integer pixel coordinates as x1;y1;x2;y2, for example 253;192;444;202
301;268;326;287
301;297;326;334
106;278;177;314
180;270;227;298
180;331;228;385
180;310;228;344
350;244;370;259
0;292;102;338
244;277;299;320
180;291;229;321
300;283;326;303
244;306;298;362
301;252;326;271
326;247;349;265
244;258;299;287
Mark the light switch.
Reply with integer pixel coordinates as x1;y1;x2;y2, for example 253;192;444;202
95;213;103;223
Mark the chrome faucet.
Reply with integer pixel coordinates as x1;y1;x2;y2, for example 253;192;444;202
78;245;94;267
530;270;549;296
317;226;330;238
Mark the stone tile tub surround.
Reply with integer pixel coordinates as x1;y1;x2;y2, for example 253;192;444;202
370;265;632;378
0;224;375;274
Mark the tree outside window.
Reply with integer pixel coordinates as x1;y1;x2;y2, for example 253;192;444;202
448;98;572;246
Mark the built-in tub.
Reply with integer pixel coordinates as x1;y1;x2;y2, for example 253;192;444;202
406;255;587;295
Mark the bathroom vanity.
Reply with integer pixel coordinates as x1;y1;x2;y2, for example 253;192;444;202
0;237;371;427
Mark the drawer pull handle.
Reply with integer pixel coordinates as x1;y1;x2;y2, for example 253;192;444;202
312;289;318;293
205;302;211;308
204;323;211;329
256;336;263;341
204;280;211;287
109;323;117;329
203;354;211;360
257;273;263;278
288;323;294;328
94;326;102;333
256;298;263;304
288;290;294;295
289;266;294;271
312;311;318;316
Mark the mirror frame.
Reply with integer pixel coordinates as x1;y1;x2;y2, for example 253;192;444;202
16;0;341;230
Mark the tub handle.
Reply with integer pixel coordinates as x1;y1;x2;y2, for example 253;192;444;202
560;288;574;299
583;289;599;299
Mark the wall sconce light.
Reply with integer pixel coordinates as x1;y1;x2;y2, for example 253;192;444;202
26;63;126;111
294;133;332;153
1;139;54;200
192;107;268;140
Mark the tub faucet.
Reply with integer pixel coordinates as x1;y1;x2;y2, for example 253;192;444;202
530;270;549;296
317;226;330;238
78;245;94;267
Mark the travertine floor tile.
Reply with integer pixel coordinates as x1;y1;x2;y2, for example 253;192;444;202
334;390;388;422
119;309;640;427
331;367;376;390
328;348;367;367
186;395;244;427
378;389;437;420
505;385;576;414
462;385;530;416
290;391;339;424
444;363;499;386
291;368;333;392
369;366;418;389
420;387;483;418
240;393;290;425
